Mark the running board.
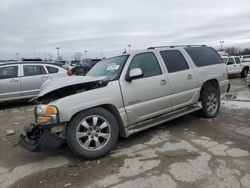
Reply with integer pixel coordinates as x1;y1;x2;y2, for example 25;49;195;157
126;103;202;137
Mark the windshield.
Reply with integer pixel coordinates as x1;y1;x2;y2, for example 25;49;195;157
86;55;129;80
222;58;227;63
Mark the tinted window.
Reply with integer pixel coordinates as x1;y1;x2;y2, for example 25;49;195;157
128;53;162;78
160;50;189;73
235;58;241;64
227;58;234;65
185;47;223;67
46;66;59;73
23;65;46;76
0;66;18;79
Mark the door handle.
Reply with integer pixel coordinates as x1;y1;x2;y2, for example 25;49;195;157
9;78;18;82
41;76;48;79
187;74;193;80
160;79;167;86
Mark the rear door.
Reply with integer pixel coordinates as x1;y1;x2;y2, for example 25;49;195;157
0;64;21;102
159;50;197;109
20;64;48;98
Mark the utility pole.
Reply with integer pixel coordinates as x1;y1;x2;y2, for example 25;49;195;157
219;41;224;51
84;50;88;58
56;47;60;61
16;52;19;61
128;44;132;52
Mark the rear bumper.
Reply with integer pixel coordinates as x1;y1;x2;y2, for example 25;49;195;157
19;124;65;152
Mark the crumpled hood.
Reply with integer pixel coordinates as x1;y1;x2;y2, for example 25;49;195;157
38;76;107;97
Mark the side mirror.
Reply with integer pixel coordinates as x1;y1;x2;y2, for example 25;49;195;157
126;68;143;81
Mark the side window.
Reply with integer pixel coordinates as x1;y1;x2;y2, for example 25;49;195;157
185;47;223;67
227;58;234;65
0;66;18;79
23;65;46;76
235;58;241;64
128;52;162;78
160;50;189;73
46;66;59;73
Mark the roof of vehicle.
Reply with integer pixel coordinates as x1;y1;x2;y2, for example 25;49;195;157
0;61;63;67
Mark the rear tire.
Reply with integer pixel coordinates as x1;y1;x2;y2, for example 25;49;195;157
199;85;220;118
241;68;248;78
66;107;119;159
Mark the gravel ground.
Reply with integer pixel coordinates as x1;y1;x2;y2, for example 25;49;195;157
0;77;250;188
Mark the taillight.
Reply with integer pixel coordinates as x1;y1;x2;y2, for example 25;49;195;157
67;70;73;76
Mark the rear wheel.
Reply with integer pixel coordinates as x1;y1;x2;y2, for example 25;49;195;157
66;107;119;159
241;68;248;78
199;85;220;118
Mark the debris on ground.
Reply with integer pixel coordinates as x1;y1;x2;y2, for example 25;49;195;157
6;129;15;136
64;182;71;187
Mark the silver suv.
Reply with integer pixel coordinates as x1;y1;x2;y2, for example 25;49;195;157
19;45;230;159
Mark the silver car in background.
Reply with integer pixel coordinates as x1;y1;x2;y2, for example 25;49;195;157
0;62;71;103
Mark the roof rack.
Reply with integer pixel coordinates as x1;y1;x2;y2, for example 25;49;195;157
147;45;206;50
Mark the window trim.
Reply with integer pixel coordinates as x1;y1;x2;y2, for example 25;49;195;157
160;50;190;73
126;52;162;80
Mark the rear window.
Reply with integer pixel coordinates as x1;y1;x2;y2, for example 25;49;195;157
46;66;59;73
185;47;223;67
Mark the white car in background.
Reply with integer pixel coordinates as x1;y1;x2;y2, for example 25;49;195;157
0;62;73;103
222;56;249;77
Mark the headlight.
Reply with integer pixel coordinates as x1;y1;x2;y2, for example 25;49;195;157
35;105;59;125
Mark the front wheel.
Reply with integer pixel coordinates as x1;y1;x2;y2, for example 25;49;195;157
199;85;220;118
241;68;248;78
66;107;119;159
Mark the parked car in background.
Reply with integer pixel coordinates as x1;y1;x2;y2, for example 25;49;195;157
71;59;101;75
222;56;249;77
0;62;72;103
19;45;229;159
240;55;250;63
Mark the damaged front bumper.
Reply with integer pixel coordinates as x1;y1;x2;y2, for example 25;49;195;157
19;124;65;152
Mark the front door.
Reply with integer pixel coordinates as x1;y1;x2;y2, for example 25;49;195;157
119;52;171;124
0;65;21;102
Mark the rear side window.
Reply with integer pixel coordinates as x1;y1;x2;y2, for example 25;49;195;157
185;47;223;67
160;50;189;73
23;65;46;76
46;66;59;73
0;66;18;79
235;58;241;64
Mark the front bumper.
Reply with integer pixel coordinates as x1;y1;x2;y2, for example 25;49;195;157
19;124;65;152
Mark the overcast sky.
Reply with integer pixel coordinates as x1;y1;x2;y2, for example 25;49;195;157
0;0;250;60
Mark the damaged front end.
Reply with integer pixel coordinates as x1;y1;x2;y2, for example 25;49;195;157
19;124;65;152
19;76;109;152
19;104;66;152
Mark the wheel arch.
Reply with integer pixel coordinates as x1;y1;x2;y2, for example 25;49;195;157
199;79;220;101
67;104;127;137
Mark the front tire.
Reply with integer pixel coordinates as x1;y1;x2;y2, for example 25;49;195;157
66;107;119;159
241;68;248;78
199;85;220;118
